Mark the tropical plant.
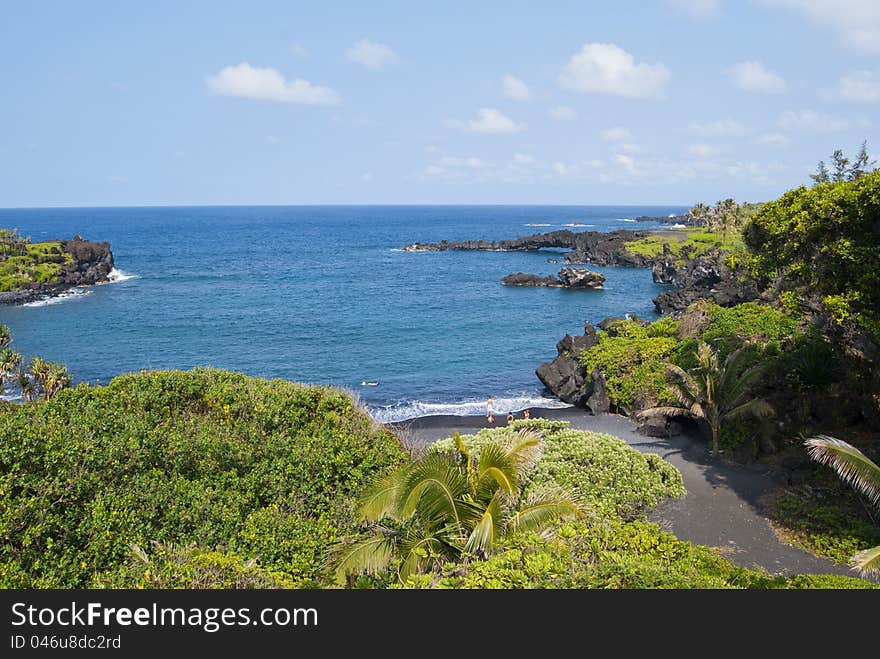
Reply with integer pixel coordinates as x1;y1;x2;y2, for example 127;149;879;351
0;348;21;389
638;341;774;456
332;428;587;584
0;324;11;348
28;356;71;400
804;436;880;576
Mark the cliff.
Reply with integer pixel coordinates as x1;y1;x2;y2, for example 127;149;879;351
0;233;115;304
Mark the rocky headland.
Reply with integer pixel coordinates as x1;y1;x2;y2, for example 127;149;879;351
0;235;115;305
403;227;754;313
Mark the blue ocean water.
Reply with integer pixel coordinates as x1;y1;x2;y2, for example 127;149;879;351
0;205;684;421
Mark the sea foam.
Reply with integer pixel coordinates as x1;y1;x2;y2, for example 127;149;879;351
21;288;92;307
106;268;139;283
368;394;572;424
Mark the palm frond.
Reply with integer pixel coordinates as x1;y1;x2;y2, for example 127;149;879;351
850;544;880;577
805;436;880;507
503;428;544;469
637;406;696;421
397;453;469;530
330;533;397;584
508;489;588;533
359;472;404;522
723;398;774;423
477;442;518;495
464;493;502;555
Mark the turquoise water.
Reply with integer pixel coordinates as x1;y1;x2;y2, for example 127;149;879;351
0;205;682;421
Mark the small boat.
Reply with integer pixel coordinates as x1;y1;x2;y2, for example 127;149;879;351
361;381;380;386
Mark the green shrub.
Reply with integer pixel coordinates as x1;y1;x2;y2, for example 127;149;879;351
743;171;880;337
95;542;297;589
580;320;677;408
767;491;880;565
0;368;405;588
431;419;685;521
702;302;799;344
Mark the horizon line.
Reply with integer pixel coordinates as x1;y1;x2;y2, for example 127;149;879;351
0;201;698;211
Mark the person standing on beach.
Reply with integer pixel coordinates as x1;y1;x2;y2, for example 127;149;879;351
523;408;531;420
486;396;494;424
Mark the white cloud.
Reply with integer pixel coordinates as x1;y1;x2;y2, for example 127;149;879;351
552;162;569;175
688;143;720;157
290;44;309;59
614;153;637;172
689;118;750;136
777;110;849;132
548;105;577;120
460;108;525;134
502;75;531;101
438;156;483;168
756;0;880;54
362;172;373;182
559;43;670;99
600;126;633;142
828;71;880;103
755;132;790;147
727;61;786;94
666;0;722;19
513;153;535;165
346;39;397;69
206;63;340;105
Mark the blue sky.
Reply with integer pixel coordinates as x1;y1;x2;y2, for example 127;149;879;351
2;0;878;207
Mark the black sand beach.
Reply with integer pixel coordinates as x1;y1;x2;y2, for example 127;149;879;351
388;406;852;577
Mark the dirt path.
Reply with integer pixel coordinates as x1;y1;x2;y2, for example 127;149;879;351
393;408;852;576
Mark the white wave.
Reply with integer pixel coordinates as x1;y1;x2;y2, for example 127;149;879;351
525;223;552;227
670;223;686;229
368;395;572;424
106;268;139;283
562;223;594;227
616;218;637;223
21;288;92;308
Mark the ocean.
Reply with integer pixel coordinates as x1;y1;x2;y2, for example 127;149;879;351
0;205;684;421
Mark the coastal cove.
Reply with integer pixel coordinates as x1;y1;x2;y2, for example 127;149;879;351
0;205;684;420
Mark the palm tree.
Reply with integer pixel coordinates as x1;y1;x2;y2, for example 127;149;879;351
688;203;712;229
0;324;11;349
805;436;880;577
16;370;36;402
331;428;587;584
28;357;72;400
639;341;774;456
0;348;22;389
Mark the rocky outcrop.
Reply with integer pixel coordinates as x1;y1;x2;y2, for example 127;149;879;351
0;236;114;305
403;227;761;313
502;268;605;289
536;323;609;409
651;254;759;315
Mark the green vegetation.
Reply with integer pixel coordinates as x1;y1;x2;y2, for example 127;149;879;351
0;324;71;402
701;302;798;345
0;368;405;588
640;342;774;456
803;436;880;575
767;490;880;568
399;519;875;589
0;229;71;292
333;425;588;584
432;419;685;519
810;141;875;185
624;229;744;263
579;319;677;409
744;170;880;336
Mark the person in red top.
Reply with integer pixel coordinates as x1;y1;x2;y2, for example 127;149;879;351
523;408;531;419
